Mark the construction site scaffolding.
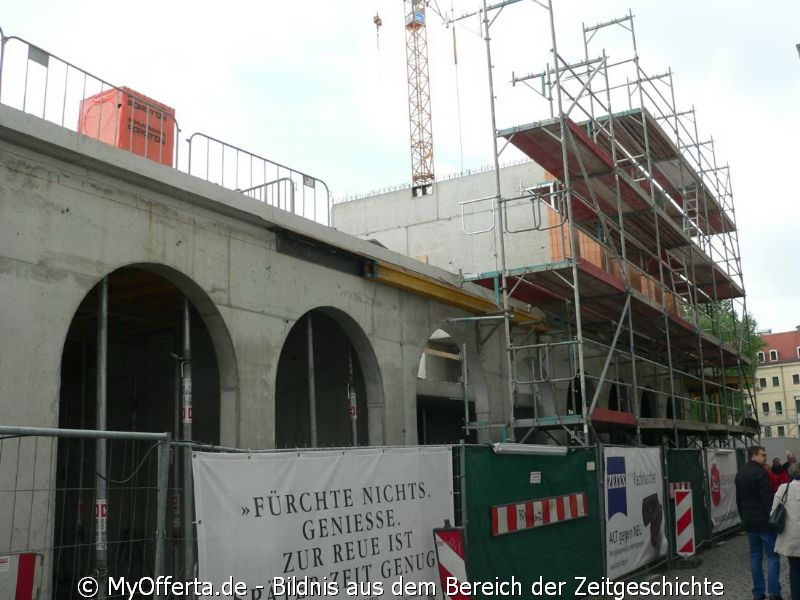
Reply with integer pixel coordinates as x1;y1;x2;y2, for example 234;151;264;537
452;1;756;448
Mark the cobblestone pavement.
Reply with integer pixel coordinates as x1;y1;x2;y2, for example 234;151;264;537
622;531;792;600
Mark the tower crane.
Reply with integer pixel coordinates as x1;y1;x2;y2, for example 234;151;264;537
404;0;435;196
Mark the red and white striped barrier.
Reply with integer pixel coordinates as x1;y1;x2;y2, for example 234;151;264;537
669;481;690;499
0;553;38;600
433;528;470;600
674;489;695;557
491;492;588;536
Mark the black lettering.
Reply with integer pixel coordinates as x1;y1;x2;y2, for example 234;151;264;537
362;486;374;505
302;519;315;540
395;483;407;501
267;495;282;516
282;551;294;573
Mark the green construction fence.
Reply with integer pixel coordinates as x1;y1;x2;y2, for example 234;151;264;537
463;446;603;598
664;448;710;553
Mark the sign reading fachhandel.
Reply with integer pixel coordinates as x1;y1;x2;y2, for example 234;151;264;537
192;447;453;599
603;447;668;579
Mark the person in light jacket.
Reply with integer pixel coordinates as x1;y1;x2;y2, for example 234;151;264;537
773;462;800;599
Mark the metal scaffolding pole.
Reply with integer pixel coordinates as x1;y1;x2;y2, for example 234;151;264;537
172;327;181;577
461;343;470;436
181;298;195;584
547;1;589;444
481;0;519;440
154;439;170;599
95;277;108;600
347;349;358;447
307;314;318;447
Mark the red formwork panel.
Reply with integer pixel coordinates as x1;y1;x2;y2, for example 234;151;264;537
78;86;175;166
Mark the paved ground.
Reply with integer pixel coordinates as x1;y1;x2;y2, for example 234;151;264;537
623;531;792;600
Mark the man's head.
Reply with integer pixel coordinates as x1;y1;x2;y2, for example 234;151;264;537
787;451;796;464
748;446;767;465
773;457;782;468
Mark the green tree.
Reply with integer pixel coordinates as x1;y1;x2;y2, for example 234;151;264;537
686;300;764;425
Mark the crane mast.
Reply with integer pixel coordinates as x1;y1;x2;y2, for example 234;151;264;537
404;0;435;196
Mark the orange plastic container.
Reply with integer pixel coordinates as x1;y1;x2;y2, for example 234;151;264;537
79;87;175;166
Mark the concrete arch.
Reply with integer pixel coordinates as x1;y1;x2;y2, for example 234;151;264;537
414;321;491;444
274;306;385;447
58;261;239;444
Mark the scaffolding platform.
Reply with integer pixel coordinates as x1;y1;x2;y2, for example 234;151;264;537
591;108;734;236
470;262;742;368
499;118;689;249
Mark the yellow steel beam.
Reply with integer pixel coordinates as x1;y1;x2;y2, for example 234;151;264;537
364;260;546;330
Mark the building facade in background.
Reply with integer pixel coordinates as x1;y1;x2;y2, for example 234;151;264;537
757;327;800;439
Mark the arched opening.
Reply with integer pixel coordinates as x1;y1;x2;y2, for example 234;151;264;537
53;265;236;595
666;396;684;420
640;388;657;419
275;308;378;447
416;329;477;445
607;380;630;413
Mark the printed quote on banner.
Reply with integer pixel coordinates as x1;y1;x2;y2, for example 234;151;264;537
192;448;453;599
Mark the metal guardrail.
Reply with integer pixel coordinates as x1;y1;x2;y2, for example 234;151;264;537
187;132;332;226
0;35;181;168
0;29;333;227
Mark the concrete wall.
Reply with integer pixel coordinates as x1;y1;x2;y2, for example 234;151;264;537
333;161;554;276
0;103;529;590
0;104;518;449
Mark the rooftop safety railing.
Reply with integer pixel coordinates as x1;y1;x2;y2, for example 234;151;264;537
0;29;333;227
187;133;331;226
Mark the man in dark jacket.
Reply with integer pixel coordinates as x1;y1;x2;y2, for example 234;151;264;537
736;445;782;600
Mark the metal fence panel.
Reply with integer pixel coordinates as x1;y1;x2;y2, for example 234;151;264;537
665;448;710;553
0;429;170;600
463;446;602;597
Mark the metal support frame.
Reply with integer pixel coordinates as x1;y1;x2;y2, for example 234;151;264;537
181;298;195;583
307;314;318;447
95;277;108;600
453;0;751;449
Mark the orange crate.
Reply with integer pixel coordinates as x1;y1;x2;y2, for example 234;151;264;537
79;87;175;166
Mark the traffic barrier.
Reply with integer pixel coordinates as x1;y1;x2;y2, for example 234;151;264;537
674;489;695;557
434;527;470;600
491;492;589;536
665;449;710;552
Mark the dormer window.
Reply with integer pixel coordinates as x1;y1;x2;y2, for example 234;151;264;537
770;349;779;362
757;351;765;363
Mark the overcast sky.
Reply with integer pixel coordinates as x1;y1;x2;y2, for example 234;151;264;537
1;1;798;332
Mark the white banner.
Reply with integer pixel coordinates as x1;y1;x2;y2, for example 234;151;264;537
604;447;668;579
193;447;453;599
705;449;741;533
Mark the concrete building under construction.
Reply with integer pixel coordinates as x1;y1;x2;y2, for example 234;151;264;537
0;5;758;598
336;10;756;450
